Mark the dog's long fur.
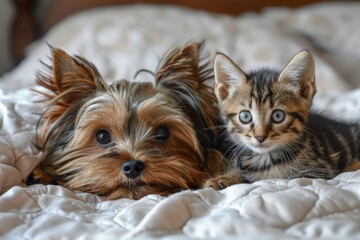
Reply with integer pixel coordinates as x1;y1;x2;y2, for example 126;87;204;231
30;42;225;200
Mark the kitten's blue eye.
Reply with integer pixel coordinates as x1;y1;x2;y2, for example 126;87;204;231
96;130;112;147
272;110;285;123
239;111;252;124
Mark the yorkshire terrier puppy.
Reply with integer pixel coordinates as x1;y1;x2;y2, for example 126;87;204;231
29;42;225;200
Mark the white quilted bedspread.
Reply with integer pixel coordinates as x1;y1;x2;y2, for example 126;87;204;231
1;3;360;239
1;171;360;239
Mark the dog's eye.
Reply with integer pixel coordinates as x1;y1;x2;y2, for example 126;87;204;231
96;130;112;146
154;126;169;141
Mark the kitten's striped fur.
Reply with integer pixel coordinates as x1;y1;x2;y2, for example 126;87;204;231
204;51;360;189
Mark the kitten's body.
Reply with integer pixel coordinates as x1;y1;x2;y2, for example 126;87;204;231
227;72;360;182
205;51;360;188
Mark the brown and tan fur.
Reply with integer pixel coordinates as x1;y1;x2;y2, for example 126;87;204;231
28;42;225;199
205;51;360;189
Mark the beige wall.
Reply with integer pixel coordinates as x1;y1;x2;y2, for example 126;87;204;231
0;0;54;76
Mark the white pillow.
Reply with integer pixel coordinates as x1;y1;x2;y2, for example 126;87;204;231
1;4;355;96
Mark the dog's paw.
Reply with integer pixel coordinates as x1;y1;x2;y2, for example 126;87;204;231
203;170;243;190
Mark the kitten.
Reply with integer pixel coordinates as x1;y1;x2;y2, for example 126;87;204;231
204;51;360;189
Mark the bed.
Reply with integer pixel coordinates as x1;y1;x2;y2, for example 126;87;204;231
1;0;360;239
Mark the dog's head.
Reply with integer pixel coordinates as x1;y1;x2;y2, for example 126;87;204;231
33;42;223;199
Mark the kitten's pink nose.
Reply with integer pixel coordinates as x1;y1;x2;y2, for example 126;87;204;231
255;136;266;143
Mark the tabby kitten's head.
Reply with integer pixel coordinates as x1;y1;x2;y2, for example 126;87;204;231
214;51;316;154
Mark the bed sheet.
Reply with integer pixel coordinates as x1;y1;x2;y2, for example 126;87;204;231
1;171;360;239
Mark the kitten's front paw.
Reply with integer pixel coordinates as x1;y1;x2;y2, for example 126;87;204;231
203;176;231;190
203;170;243;190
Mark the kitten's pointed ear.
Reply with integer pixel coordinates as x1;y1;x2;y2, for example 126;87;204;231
278;51;316;100
37;47;107;104
155;42;201;87
214;53;248;100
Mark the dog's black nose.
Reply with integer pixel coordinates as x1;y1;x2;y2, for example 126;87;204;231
121;160;144;179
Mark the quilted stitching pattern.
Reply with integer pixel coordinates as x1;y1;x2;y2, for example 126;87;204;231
1;172;360;239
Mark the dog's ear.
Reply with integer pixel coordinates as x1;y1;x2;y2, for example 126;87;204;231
154;42;203;89
153;42;218;157
36;47;107;105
